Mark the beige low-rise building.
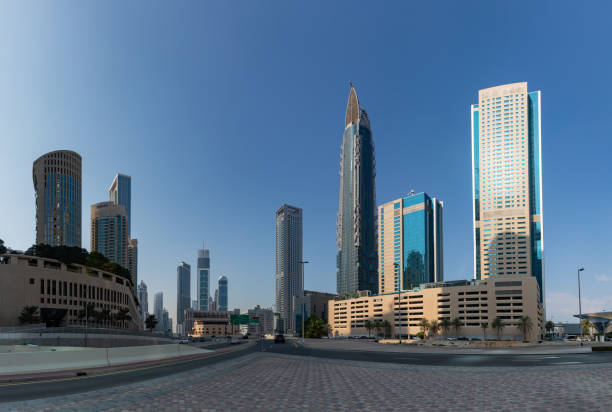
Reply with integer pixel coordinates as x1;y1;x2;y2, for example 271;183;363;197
329;276;542;341
0;254;141;330
184;309;239;337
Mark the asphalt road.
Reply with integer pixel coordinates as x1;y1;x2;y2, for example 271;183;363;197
0;342;257;403
264;340;612;367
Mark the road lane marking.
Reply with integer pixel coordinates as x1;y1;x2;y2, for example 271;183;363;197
552;361;581;365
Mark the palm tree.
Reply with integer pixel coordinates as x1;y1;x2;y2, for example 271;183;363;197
145;314;158;331
545;320;555;337
100;309;112;327
451;317;463;338
429;319;440;338
492;317;504;340
418;318;429;339
382;320;392;338
373;319;384;337
18;306;41;324
517;316;533;341
480;322;488;340
364;319;374;338
440;318;451;338
115;308;131;328
581;319;593;338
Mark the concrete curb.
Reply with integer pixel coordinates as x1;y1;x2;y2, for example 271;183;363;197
0;343;253;383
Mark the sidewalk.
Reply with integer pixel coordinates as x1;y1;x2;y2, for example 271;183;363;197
0;342;254;384
304;339;595;355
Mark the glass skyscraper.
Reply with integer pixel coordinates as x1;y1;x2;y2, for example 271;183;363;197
90;201;129;268
378;192;444;293
336;86;378;296
32;150;82;247
471;82;544;304
217;276;228;312
275;204;303;334
176;262;191;329
109;174;132;237
197;246;210;311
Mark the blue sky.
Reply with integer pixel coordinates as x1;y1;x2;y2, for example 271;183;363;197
1;1;610;324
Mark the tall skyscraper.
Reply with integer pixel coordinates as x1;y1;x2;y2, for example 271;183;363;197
217;276;228;312
154;292;163;329
127;238;138;285
337;86;378;296
471;82;544;304
137;280;148;323
197;246;210;311
191;300;198;310
109;174;132;237
275;204;303;333
90;202;129;268
176;262;191;328
378;192;444;294
33;150;82;247
109;173;137;284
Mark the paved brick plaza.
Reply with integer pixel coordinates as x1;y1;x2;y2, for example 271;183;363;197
3;352;611;411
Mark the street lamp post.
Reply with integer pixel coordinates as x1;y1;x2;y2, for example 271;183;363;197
299;260;309;344
577;267;585;346
394;262;402;344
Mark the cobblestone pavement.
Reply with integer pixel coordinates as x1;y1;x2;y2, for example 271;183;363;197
3;351;611;411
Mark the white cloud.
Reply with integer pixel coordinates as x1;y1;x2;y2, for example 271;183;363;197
595;274;611;282
546;291;612;323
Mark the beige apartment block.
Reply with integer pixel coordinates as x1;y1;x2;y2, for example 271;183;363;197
184;309;239;337
471;82;544;303
0;254;141;330
329;276;543;341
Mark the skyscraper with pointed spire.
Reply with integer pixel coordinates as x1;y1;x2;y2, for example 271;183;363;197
336;86;378;296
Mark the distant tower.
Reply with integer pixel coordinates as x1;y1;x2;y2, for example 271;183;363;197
275;204;303;334
127;238;138;285
109;174;132;237
110;173;137;285
176;262;191;328
197;245;210;311
154;292;163;329
90;202;129;268
337;86;378;296
137;281;148;323
217;276;228;312
33;150;82;247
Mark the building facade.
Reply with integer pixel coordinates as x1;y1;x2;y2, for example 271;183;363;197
109;174;132;237
329;276;543;341
176;262;191;329
247;305;274;336
275;204;303;334
304;290;338;323
0;253;141;330
33;150;82;247
197;247;210;311
90;202;129;268
337;86;378;297
137;280;148;324
378;192;444;294
471;82;544;305
217;276;228;312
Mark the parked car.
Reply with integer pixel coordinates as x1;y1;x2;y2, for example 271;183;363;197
274;334;286;343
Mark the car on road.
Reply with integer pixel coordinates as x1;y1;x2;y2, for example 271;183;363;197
274;334;285;343
177;339;189;344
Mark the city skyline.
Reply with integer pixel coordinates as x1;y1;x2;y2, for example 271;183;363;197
1;2;611;324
